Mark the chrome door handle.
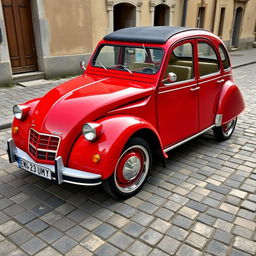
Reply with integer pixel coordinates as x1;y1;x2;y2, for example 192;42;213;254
217;79;224;83
190;87;200;91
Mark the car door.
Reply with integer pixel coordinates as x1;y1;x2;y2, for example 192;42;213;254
157;40;199;147
196;39;223;130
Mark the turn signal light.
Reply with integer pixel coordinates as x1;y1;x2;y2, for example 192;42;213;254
92;154;101;163
12;126;19;134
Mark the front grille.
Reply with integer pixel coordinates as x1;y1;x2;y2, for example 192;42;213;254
29;129;60;161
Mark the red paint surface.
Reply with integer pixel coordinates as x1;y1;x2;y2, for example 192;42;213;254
12;30;244;179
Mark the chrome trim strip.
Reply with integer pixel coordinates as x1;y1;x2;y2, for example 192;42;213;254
164;125;215;153
215;114;223;127
199;71;221;79
7;139;17;163
198;76;221;85
7;139;102;186
190;86;200;91
222;73;231;78
55;156;64;184
159;83;197;94
29;128;61;159
29;143;58;154
62;180;102;186
30;128;60;139
162;78;196;87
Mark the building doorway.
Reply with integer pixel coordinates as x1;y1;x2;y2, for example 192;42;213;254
231;7;243;48
154;4;170;26
2;0;38;74
114;3;136;31
196;6;205;28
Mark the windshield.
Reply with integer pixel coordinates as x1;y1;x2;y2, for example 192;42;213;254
92;44;164;74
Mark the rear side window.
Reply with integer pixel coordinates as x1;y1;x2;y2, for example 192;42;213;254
219;45;230;70
197;42;220;77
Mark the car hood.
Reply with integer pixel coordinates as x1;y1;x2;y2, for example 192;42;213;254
30;74;153;156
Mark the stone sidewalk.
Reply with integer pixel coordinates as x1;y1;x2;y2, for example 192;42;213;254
0;48;256;130
0;63;255;255
229;48;256;68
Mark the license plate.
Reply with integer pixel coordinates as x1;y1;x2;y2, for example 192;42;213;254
18;157;52;180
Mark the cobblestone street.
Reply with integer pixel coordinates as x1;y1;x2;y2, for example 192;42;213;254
0;63;256;255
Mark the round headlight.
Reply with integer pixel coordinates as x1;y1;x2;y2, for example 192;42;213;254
13;104;30;120
82;123;102;141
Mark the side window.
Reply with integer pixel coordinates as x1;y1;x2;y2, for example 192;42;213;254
197;42;220;77
219;45;230;70
164;42;194;83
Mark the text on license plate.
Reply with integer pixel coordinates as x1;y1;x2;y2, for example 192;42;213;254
18;158;52;180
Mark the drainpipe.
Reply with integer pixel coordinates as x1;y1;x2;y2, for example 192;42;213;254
211;0;217;33
181;0;188;26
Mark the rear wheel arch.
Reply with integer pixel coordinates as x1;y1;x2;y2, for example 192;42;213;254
217;81;245;124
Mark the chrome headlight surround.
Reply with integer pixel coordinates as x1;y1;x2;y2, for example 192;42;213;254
13;104;30;120
82;123;102;141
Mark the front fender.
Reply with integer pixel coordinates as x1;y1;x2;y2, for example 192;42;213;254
68;115;165;180
217;81;245;124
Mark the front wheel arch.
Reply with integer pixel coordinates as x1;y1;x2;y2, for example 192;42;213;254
103;137;152;199
130;128;164;163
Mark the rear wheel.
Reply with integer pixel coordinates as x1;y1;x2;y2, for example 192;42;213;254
103;137;152;199
213;117;237;141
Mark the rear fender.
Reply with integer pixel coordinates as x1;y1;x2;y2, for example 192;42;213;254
216;81;245;125
68;115;166;180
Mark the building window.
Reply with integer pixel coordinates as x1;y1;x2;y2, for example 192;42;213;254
218;8;225;37
196;7;205;28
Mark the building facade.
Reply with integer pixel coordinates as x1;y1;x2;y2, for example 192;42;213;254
0;0;255;86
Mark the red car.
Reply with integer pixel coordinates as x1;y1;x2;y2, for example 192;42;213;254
7;26;244;198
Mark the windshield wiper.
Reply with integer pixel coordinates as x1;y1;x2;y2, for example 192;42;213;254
142;44;149;59
97;62;108;70
119;64;133;75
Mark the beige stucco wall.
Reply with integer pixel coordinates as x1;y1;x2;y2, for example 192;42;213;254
90;0;109;49
41;0;256;57
185;0;214;30
29;0;256;59
214;0;233;41
240;0;256;38
173;0;183;26
44;0;93;56
140;1;151;26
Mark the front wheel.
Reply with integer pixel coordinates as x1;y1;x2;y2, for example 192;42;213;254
103;137;152;199
213;117;237;141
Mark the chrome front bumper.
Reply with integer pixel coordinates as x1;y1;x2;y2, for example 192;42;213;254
6;138;102;186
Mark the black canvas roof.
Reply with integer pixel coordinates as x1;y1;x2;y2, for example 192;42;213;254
104;26;201;44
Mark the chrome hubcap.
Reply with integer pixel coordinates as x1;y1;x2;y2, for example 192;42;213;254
114;145;150;193
123;156;141;181
223;119;236;137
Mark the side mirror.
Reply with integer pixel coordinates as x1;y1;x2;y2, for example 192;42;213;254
167;72;177;83
80;60;86;71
